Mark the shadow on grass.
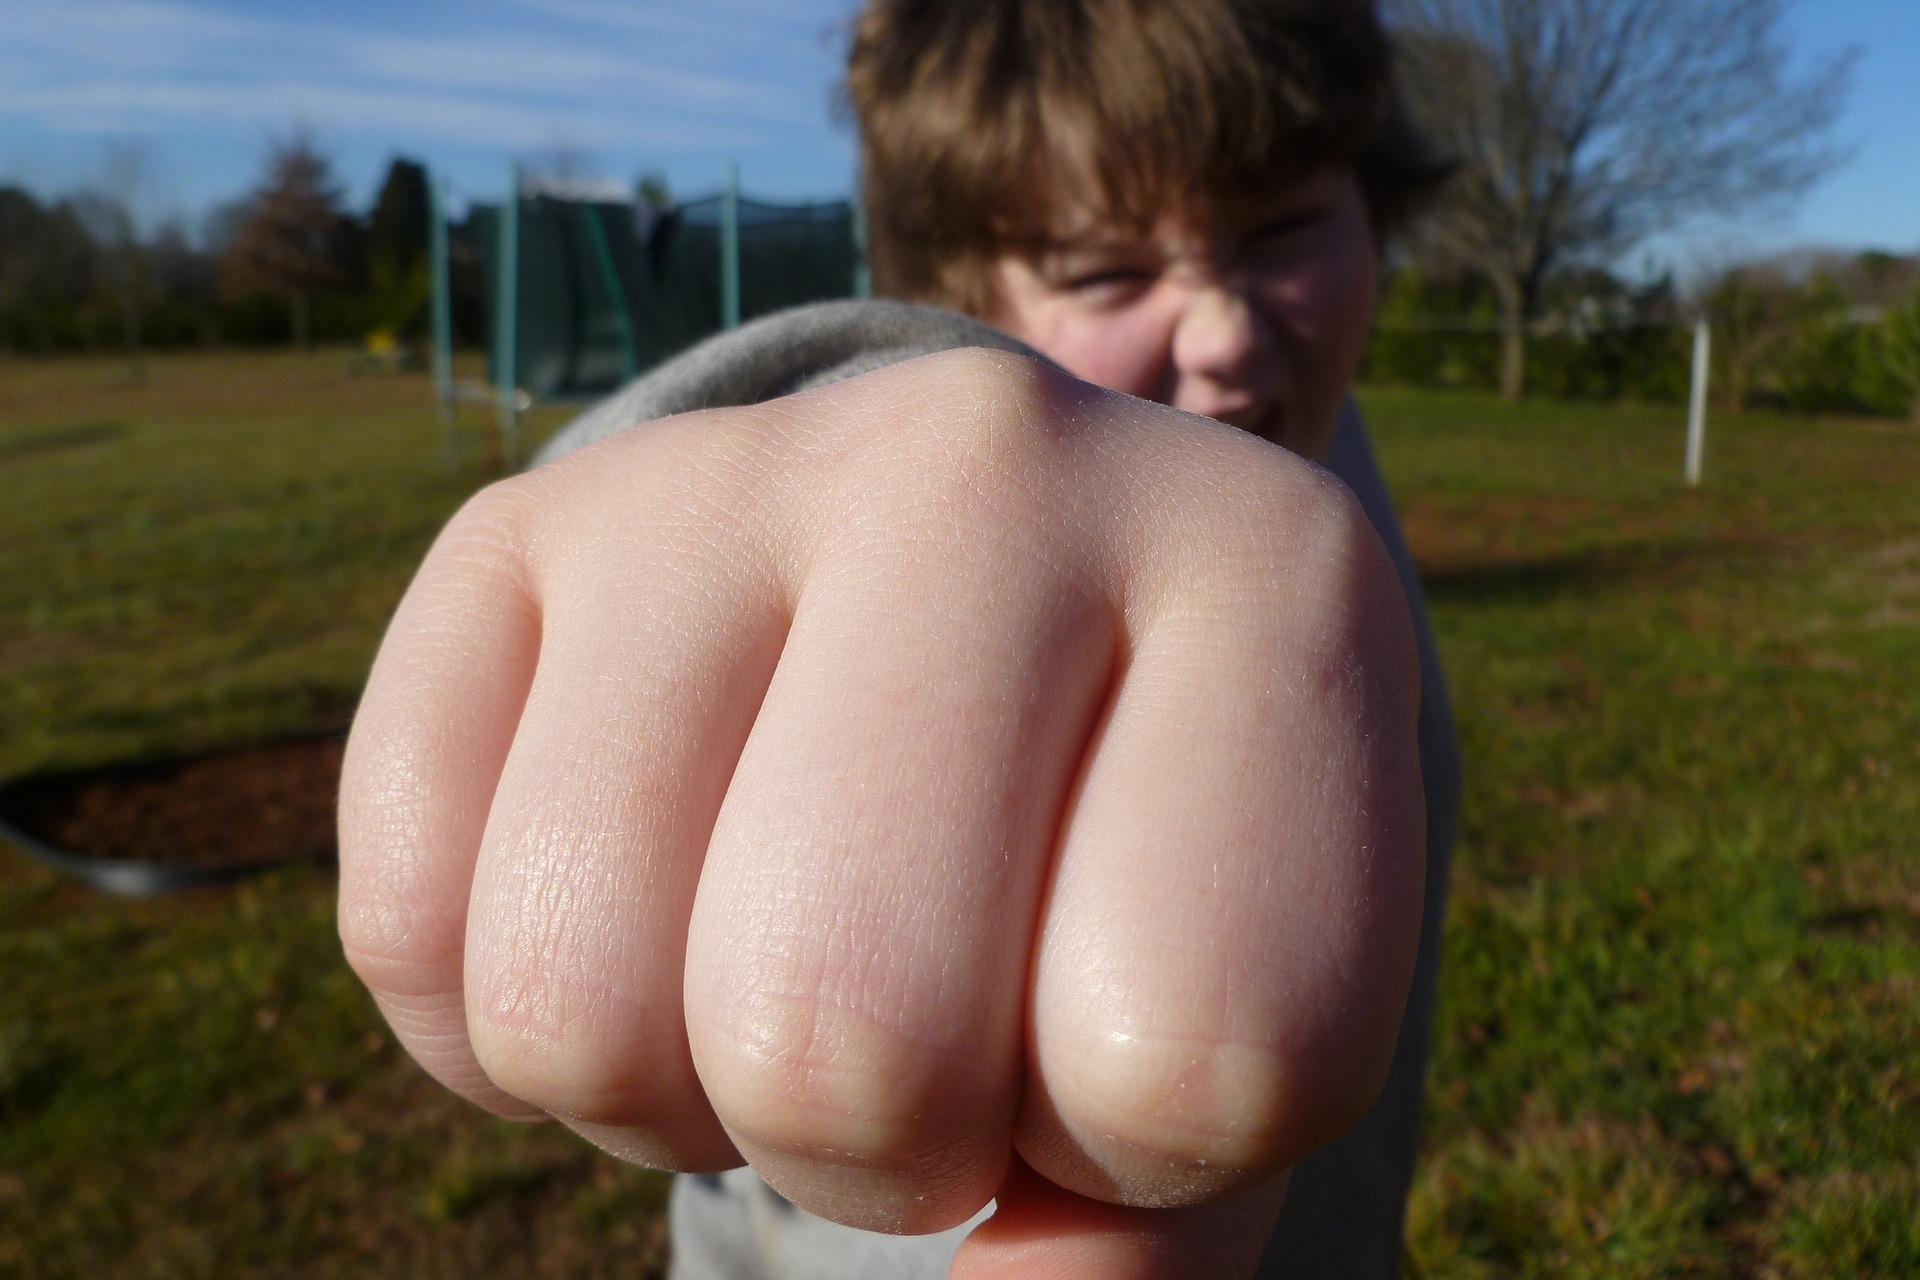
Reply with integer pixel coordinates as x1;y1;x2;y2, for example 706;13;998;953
0;420;129;461
1809;903;1920;942
1417;537;1742;605
1420;551;1614;605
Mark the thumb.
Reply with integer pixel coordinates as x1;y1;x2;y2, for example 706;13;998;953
949;1157;1291;1280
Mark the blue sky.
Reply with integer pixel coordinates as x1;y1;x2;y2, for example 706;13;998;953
2;0;1914;270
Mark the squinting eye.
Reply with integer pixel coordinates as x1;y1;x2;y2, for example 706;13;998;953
1066;269;1154;299
1244;212;1325;253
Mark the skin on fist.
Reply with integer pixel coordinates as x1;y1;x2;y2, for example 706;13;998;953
337;348;1425;1256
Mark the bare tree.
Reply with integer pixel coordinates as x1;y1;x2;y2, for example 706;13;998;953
74;139;153;381
1388;0;1853;400
1699;264;1795;414
220;134;350;349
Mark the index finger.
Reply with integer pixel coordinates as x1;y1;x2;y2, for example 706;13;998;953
336;483;545;1119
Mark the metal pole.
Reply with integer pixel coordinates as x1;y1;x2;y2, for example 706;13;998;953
429;173;455;450
578;203;638;382
720;161;741;330
1686;318;1710;487
495;167;521;471
851;197;871;300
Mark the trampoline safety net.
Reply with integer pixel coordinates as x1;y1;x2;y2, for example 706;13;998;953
474;193;863;400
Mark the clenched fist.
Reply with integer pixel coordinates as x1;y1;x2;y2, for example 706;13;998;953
338;348;1425;1277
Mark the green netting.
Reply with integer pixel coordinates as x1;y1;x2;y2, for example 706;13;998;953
475;192;862;400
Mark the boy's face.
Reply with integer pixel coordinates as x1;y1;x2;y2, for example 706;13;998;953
987;167;1378;461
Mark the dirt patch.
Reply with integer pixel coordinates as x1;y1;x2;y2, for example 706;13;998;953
0;735;344;869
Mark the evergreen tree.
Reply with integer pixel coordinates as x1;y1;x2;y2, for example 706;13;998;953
364;158;433;341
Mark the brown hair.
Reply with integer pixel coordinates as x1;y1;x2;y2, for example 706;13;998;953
844;0;1444;316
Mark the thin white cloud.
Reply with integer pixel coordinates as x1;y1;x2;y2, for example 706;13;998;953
0;0;256;41
0;0;831;147
0;0;263;71
0;76;766;151
507;0;855;46
338;31;790;110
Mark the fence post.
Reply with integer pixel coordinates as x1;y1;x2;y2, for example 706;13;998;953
495;167;521;471
720;162;741;330
429;173;455;455
1686;318;1711;486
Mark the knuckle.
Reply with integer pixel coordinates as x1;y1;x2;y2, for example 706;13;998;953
1296;475;1399;609
1143;440;1374;608
1215;467;1418;695
466;993;685;1128
697;997;994;1173
382;473;543;637
335;779;470;1000
1303;477;1403;610
464;923;691;1128
337;910;458;1000
853;348;1086;494
911;344;1055;404
1232;460;1371;586
1296;482;1422;703
1048;1026;1294;1173
440;471;543;555
1047;1019;1394;1177
334;827;467;998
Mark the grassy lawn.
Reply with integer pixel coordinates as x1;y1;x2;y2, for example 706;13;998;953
1365;391;1920;1278
1;351;1915;1276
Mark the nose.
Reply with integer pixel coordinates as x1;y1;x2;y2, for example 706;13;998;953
1167;283;1276;421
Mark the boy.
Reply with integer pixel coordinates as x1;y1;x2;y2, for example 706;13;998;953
338;1;1456;1277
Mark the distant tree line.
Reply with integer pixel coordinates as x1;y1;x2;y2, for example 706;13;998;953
1367;263;1693;404
5;126;1915;422
1699;252;1920;422
0;139;485;359
1364;250;1920;422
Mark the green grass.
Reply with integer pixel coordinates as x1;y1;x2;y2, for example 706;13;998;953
1358;389;1920;1278
0;352;661;1278
0;353;1914;1276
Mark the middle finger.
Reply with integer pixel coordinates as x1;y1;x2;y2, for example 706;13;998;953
684;532;1115;1234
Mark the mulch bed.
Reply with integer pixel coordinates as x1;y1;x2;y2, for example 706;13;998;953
0;734;346;886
